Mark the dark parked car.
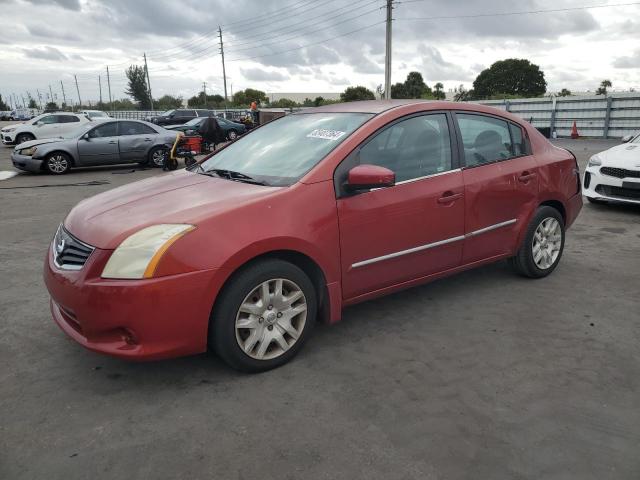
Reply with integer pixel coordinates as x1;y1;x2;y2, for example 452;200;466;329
145;109;215;126
165;116;247;140
11;120;177;174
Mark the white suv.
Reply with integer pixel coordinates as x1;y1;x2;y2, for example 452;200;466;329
1;112;91;146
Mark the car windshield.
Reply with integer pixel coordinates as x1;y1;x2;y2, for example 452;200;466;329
631;134;640;144
88;111;108;118
29;113;48;124
161;110;175;117
199;113;372;186
185;118;205;127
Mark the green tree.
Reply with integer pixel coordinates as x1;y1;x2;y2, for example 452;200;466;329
0;94;9;110
271;98;299;108
28;98;38;109
232;88;268;107
453;84;474;102
45;101;59;110
473;59;547;99
596;79;612;96
125;65;151;109
155;94;183;110
340;86;375;102
111;98;137;110
390;71;433;99
314;96;325;107
433;82;445;100
557;88;572;97
187;91;225;108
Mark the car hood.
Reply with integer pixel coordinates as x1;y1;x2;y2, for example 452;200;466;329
64;170;282;249
2;122;25;131
598;143;640;167
14;138;64;149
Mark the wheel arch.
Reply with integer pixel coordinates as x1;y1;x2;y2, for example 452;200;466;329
539;199;566;224
43;149;76;168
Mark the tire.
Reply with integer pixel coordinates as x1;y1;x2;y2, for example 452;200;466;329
509;206;565;278
15;133;35;145
210;259;317;372
148;146;168;168
45;152;72;175
227;129;238;141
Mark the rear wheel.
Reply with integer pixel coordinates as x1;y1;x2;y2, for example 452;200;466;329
210;259;317;372
227;129;238;141
15;133;35;145
45;152;71;175
509;206;565;278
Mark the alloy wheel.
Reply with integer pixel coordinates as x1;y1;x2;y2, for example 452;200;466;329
151;148;166;167
532;217;562;270
228;130;237;141
235;278;307;360
47;154;68;174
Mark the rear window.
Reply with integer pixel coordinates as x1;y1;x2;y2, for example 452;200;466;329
119;121;156;135
57;115;80;123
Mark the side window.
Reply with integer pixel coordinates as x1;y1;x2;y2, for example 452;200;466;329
456;114;513;167
509;123;527;156
118;121;156;136
89;122;118;138
178;110;196;117
39;115;58;124
359;114;452;182
58;115;80;123
195;109;209;116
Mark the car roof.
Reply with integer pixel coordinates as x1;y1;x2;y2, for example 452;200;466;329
299;99;511;116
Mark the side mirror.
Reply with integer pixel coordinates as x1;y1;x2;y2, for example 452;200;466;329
82;133;90;140
346;164;395;192
35;120;43;126
621;135;633;143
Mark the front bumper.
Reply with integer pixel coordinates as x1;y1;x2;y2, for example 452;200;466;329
44;241;220;361
2;132;15;145
584;166;640;204
11;152;43;172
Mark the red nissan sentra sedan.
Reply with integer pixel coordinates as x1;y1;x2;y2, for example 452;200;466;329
44;100;582;372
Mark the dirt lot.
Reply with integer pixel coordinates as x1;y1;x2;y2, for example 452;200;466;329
1;125;639;479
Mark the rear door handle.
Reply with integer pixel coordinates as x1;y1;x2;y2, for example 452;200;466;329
144;138;152;142
518;171;537;183
108;140;117;144
437;191;463;204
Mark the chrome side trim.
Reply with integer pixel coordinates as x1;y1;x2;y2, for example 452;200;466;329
395;168;462;186
465;219;517;238
351;235;465;268
351;218;517;269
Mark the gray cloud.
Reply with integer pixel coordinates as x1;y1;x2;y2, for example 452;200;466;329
25;0;80;10
239;68;289;82
26;23;82;42
613;50;640;69
22;46;68;61
418;45;473;82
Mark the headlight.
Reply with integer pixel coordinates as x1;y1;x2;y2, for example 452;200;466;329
101;224;195;279
588;156;602;167
4;127;16;132
19;146;37;156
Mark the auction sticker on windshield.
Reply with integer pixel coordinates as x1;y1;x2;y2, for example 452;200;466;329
306;129;346;141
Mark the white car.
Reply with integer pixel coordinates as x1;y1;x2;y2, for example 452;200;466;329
584;133;640;204
1;112;91;146
79;110;110;120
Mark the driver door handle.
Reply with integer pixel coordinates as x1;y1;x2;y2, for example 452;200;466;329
518;171;537;183
108;140;117;144
144;138;152;142
437;191;463;204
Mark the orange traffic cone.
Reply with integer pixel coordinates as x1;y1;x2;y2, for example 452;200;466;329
570;121;579;139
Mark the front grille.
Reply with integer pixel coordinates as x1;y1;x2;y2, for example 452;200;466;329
53;225;94;270
596;185;640;200
584;171;591;189
600;167;640;179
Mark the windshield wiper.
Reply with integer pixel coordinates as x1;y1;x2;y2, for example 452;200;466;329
203;169;267;186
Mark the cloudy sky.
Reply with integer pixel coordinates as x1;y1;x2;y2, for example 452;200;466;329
1;0;639;106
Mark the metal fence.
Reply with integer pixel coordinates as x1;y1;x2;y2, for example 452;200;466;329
476;93;640;138
107;109;253;121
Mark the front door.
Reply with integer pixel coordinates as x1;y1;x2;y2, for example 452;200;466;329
336;113;465;300
77;121;119;165
34;114;61;139
454;113;539;263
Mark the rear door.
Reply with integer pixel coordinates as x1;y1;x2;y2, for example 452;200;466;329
77;121;119;165
336;112;465;299
454;112;539;263
56;114;83;136
118;121;158;162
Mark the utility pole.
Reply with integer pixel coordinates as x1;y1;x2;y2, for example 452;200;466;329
21;94;26;108
74;74;82;109
218;26;228;108
384;0;394;100
106;66;113;111
49;84;54;107
36;89;43;109
60;81;67;108
143;53;154;111
202;81;207;108
98;75;103;106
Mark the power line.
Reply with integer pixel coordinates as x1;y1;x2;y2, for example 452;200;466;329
227;19;385;62
225;0;379;49
222;0;326;29
396;1;640;20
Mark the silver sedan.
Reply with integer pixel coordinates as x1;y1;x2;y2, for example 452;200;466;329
11;120;178;174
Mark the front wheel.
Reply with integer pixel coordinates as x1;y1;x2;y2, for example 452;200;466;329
15;133;35;145
210;259;317;372
509;206;565;278
45;152;71;174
